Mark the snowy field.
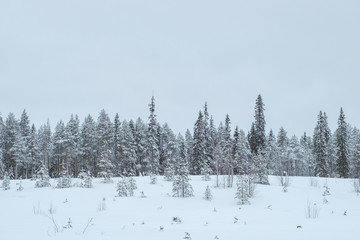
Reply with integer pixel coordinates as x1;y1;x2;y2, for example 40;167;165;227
1;175;359;240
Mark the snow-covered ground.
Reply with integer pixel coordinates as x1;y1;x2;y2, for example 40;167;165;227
1;176;359;240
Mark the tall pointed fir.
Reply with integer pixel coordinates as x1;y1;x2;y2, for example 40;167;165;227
96;110;113;175
66;114;81;177
146;96;160;175
120;120;137;176
223;114;233;187
313;111;328;177
192;111;206;175
336;108;349;178
134;118;147;176
253;94;266;155
113;113;122;175
79;115;97;175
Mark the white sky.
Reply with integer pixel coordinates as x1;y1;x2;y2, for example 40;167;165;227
1;0;359;137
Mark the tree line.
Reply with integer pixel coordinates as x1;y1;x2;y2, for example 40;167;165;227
0;95;358;180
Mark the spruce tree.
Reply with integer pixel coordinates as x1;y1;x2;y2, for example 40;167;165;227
35;165;51;188
336;108;349;178
313;111;329;177
192;111;205;175
252;95;266;155
235;175;250;204
146;96;160;174
172;157;193;198
97;149;113;183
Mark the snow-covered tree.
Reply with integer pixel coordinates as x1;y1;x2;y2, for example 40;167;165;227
2;172;10;190
116;176;128;197
252;154;269;185
172;158;193;198
192;111;206;175
134;118;147;176
78;169;93;188
56;165;71;188
336;108;349;178
146;96;160;174
79;115;97;175
250;95;266;155
235;175;251;205
265;130;280;175
116;175;137;197
313;111;330;177
233;128;252;175
97;150;113;183
203;185;213;200
35;165;51;188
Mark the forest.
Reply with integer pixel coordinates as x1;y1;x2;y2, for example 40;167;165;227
0;95;358;182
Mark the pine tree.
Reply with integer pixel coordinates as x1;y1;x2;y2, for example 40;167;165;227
265;130;280;175
223;114;234;187
253;154;269;184
234;129;252;175
79;115;97;175
113;113;121;175
65;114;81;177
313;111;329;177
251;95;266;155
172;158;193;198
336;108;349;178
192;111;206;175
235;175;250;205
97;150;113;183
37;120;52;172
300;133;314;176
96;110;113;175
134;118;148;176
146;96;160;174
120;120;137;176
3;113;19;178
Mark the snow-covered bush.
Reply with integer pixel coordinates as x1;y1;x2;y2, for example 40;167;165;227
116;177;129;197
2;172;10;190
56;169;71;189
116;176;137;197
203;185;213;201
17;180;24;191
128;176;137;196
79;170;93;188
35;165;51;188
149;173;157;184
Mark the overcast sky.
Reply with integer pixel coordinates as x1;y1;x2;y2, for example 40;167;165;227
1;0;359;137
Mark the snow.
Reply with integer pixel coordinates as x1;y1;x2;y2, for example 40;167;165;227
1;176;359;240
